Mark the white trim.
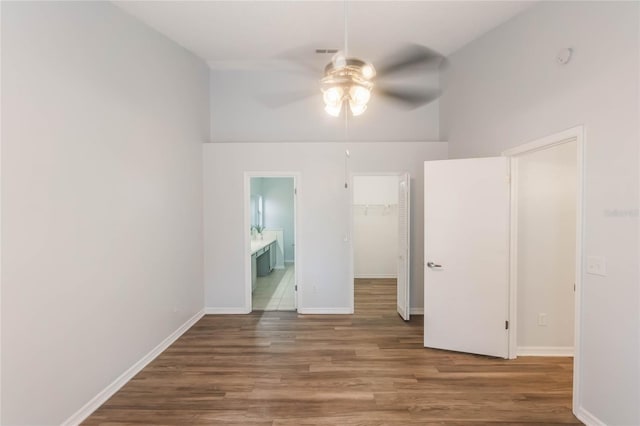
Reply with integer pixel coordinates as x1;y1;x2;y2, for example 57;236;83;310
410;307;424;315
575;407;607;426
503;125;585;417
244;175;252;313
517;346;574;357
204;307;250;314
0;1;3;414
0;3;3;415
62;310;204;426
573;127;586;416
501;126;584;157
402;172;411;321
298;308;353;315
244;172;301;313
209;139;447;144
507;156;519;359
354;274;397;279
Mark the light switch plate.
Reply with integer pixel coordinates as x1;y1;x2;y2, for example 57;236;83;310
586;256;607;276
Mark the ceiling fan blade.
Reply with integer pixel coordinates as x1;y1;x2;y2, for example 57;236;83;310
376;44;446;77
275;44;332;75
376;86;441;109
256;90;318;109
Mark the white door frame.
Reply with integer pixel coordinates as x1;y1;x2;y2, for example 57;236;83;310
348;172;407;314
244;172;301;313
502;125;584;411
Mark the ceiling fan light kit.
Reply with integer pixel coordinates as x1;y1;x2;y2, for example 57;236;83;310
262;0;444;117
321;57;376;117
254;0;445;117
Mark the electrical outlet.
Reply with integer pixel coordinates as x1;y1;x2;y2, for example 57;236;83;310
586;256;607;276
538;313;547;326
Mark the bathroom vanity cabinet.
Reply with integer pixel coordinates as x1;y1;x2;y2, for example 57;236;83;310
250;238;277;291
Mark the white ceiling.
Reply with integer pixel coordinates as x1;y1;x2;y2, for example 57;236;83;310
113;1;535;69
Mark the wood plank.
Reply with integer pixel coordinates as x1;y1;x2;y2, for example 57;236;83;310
83;279;580;425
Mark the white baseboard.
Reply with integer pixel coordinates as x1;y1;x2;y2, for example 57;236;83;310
62;309;204;426
354;274;397;279
575;406;606;426
410;308;424;315
517;346;574;356
298;307;352;314
205;307;250;314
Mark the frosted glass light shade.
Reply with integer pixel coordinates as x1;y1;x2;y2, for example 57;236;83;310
323;86;343;106
361;64;375;79
349;101;367;116
349;85;371;106
325;102;342;117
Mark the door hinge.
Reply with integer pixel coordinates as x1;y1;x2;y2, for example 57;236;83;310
505;320;509;330
294;188;297;195
295;285;298;291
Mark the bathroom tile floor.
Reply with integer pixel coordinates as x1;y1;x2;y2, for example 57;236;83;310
252;264;296;311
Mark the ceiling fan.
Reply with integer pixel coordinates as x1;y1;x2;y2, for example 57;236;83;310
262;2;447;118
318;45;445;117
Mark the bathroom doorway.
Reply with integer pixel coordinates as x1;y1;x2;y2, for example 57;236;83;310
245;173;298;312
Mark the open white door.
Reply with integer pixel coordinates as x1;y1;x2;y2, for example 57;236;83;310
397;173;411;321
424;157;509;358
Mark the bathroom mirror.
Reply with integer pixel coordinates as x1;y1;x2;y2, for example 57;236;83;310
250;194;263;228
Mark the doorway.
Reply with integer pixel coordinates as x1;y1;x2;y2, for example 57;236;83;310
245;173;298;312
350;173;410;319
503;128;583;361
422;127;583;414
511;139;577;357
423;128;583;356
504;127;583;417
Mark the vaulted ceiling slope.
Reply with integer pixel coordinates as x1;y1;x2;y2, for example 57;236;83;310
113;1;535;69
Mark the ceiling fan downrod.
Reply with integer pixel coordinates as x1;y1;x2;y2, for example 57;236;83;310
320;1;377;117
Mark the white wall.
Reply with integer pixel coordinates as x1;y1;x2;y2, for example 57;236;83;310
210;69;440;142
204;142;447;312
353;176;399;278
261;178;295;263
516;141;576;353
353;175;399;205
440;2;639;424
1;2;209;424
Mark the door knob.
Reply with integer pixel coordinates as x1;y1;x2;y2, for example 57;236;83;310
427;262;442;269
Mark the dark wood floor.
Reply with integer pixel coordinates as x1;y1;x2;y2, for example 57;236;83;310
84;278;581;425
